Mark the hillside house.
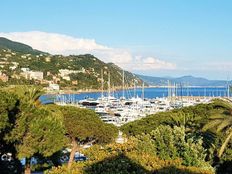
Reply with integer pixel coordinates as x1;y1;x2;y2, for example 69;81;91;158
9;62;19;70
0;72;8;82
20;68;43;81
48;83;60;91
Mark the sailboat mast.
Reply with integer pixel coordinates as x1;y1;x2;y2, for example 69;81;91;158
134;80;136;98
108;72;111;98
101;69;104;98
142;82;144;100
112;84;115;97
175;83;178;98
227;81;230;99
122;70;125;99
204;88;206;99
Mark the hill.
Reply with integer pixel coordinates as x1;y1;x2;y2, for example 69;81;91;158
0;37;143;90
0;37;44;55
138;74;231;87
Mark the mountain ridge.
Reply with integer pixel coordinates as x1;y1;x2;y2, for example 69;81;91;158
0;37;44;55
138;74;231;87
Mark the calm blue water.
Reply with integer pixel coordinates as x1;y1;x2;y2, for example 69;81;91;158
40;87;230;104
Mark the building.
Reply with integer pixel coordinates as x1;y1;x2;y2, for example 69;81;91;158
48;83;60;91
0;61;10;68
20;72;30;79
29;71;43;81
9;62;19;70
20;68;43;81
52;76;61;83
62;76;70;81
45;57;51;62
21;68;30;72
59;68;85;77
72;80;78;85
59;68;85;81
0;72;8;82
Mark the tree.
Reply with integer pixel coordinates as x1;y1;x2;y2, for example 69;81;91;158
0;91;18;131
0;90;22;173
203;100;232;158
146;125;209;167
8;85;44;107
5;86;65;174
60;106;118;169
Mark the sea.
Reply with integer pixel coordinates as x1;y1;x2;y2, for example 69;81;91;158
40;87;231;104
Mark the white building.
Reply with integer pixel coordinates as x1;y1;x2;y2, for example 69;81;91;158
48;83;60;91
59;68;85;81
59;68;85;77
21;68;30;72
9;62;19;70
62;76;70;81
20;68;43;81
29;71;43;81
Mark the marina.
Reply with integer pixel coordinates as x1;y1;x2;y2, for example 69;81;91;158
41;86;231;126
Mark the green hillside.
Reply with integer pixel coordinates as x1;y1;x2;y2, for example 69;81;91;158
0;38;143;90
0;37;43;55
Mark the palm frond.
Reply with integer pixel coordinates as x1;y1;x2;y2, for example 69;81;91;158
202;120;222;131
212;99;232;110
209;114;225;120
216;119;232;132
218;130;232;157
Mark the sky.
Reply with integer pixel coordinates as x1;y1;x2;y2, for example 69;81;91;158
0;0;232;80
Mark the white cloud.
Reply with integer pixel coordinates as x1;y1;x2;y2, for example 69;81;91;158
130;56;176;70
0;31;108;54
0;31;176;71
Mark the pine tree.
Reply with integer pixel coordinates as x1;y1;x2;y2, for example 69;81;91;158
60;106;118;169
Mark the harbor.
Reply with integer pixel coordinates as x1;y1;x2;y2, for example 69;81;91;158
43;85;231;126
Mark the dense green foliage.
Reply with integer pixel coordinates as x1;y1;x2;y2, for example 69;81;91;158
136;125;208;167
0;86;119;173
44;99;232;174
6;107;65;158
203;100;232;158
2;86;66;174
0;91;22;173
61;106;118;145
121;99;232;173
46;138;213;174
60;106;118;168
0;91;18;131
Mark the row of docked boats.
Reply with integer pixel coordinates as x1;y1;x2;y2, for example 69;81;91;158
53;70;214;126
55;93;212;126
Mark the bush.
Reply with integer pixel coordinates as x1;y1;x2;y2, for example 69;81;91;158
145;125;211;168
46;138;214;174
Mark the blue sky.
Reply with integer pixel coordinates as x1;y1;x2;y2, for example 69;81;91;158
1;0;232;80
